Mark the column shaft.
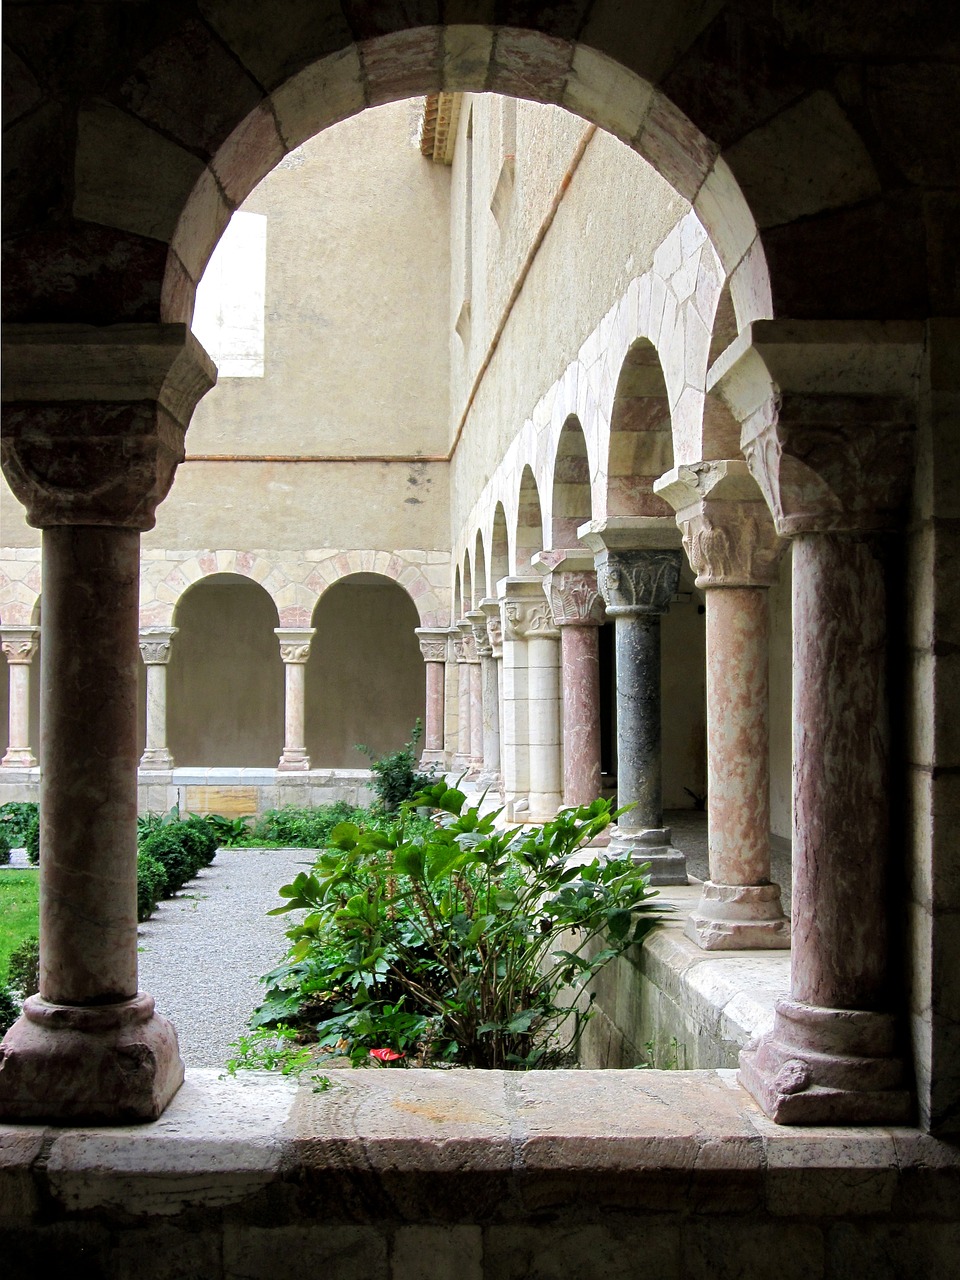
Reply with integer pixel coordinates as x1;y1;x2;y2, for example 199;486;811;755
139;627;177;771
560;624;601;807
614;611;663;831
468;659;483;773
275;629;314;771
526;632;562;820
4;664;34;767
41;527;140;1006
424;662;445;758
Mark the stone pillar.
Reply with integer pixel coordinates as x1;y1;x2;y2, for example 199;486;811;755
452;623;472;773
415;628;448;767
138;626;178;771
0;322;215;1122
713;318;920;1124
468;608;499;789
1;626;39;768
462;616;484;777
545;570;605;808
595;548;687;884
503;586;562;822
275;628;315;771
497;579;539;817
656;461;789;949
479;599;503;791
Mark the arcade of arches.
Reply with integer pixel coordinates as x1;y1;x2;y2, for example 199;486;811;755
1;4;958;1273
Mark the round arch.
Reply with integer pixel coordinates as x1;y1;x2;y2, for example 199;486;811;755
305;572;424;769
606;338;675;519
550;415;593;547
515;466;545;574
168;572;282;767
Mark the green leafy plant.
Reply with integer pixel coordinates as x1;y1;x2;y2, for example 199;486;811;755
7;936;39;998
0;801;38;847
357;720;437;813
0;831;10;866
137;849;167;922
138;824;207;894
0;984;18;1036
238;788;666;1073
203;813;253;846
24;813;39;865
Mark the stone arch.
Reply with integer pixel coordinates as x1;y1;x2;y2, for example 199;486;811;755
309;550;445;631
462;552;473;614
515;465;545;575
606;338;675;519
155;551;283;629
452;565;462;626
473;531;487;603
490;503;509;591
305;572;424;769
550;415;593;548
168;571;283;767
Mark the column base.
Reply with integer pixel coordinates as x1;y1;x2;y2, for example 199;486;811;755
1;748;38;768
139;747;175;771
420;750;446;769
608;825;688;885
738;999;912;1125
685;881;790;950
527;792;562;823
277;750;311;772
0;992;184;1124
475;769;502;793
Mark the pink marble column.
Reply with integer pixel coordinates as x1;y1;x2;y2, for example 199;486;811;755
138;626;177;771
464;612;485;777
478;600;503;791
1;626;39;768
452;624;472;774
713;330;917;1125
657;469;790;950
0;322;215;1122
415;628;448;767
546;571;605;808
275;628;315;771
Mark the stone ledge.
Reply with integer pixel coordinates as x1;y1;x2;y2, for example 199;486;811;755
2;1069;957;1277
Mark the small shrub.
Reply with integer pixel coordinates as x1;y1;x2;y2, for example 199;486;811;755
247;802;363;848
137;850;167;922
24;814;39;865
0;801;38;846
357;721;436;813
181;815;219;866
139;825;204;894
0;831;11;866
0;985;19;1035
8;936;40;998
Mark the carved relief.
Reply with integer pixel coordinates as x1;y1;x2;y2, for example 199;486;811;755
548;571;605;627
418;637;447;663
0;629;39;665
278;643;311;664
452;636;468;663
486;614;503;659
138;627;177;666
471;622;493;658
596;550;682;616
680;504;783;589
275;629;315;664
503;599;559;642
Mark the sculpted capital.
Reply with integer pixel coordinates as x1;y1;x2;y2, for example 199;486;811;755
547;571;605;628
680;502;783;589
596;549;681;617
0;627;40;665
503;598;559;642
274;628;315;664
138;626;178;666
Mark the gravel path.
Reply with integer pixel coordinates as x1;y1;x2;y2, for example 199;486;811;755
137;846;316;1069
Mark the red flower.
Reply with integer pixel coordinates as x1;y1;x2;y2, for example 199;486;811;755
369;1047;405;1063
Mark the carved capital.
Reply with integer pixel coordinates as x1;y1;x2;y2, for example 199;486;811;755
1;627;39;665
680;503;783;589
274;628;315;664
503;598;559;641
485;613;503;658
547;571;605;627
416;628;448;664
138;626;178;666
464;611;489;659
1;324;216;531
596;549;682;616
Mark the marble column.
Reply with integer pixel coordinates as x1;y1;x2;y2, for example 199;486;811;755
275;628;315;771
452;623;472;774
712;320;917;1124
595;548;687;884
415;628;448;767
656;462;789;949
503;586;562;822
0;322;215;1122
468;609;499;788
462;616;484;777
498;579;542;818
1;626;39;768
545;571;605;808
138;626;178;771
479;599;503;791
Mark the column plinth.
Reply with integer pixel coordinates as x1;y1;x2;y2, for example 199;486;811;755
1;627;39;768
139;626;177;771
0;323;215;1122
275;629;315;771
416;629;448;767
595;548;687;884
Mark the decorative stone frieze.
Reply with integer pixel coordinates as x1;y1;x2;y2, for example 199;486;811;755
275;628;315;772
139;626;178;772
1;626;39;769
